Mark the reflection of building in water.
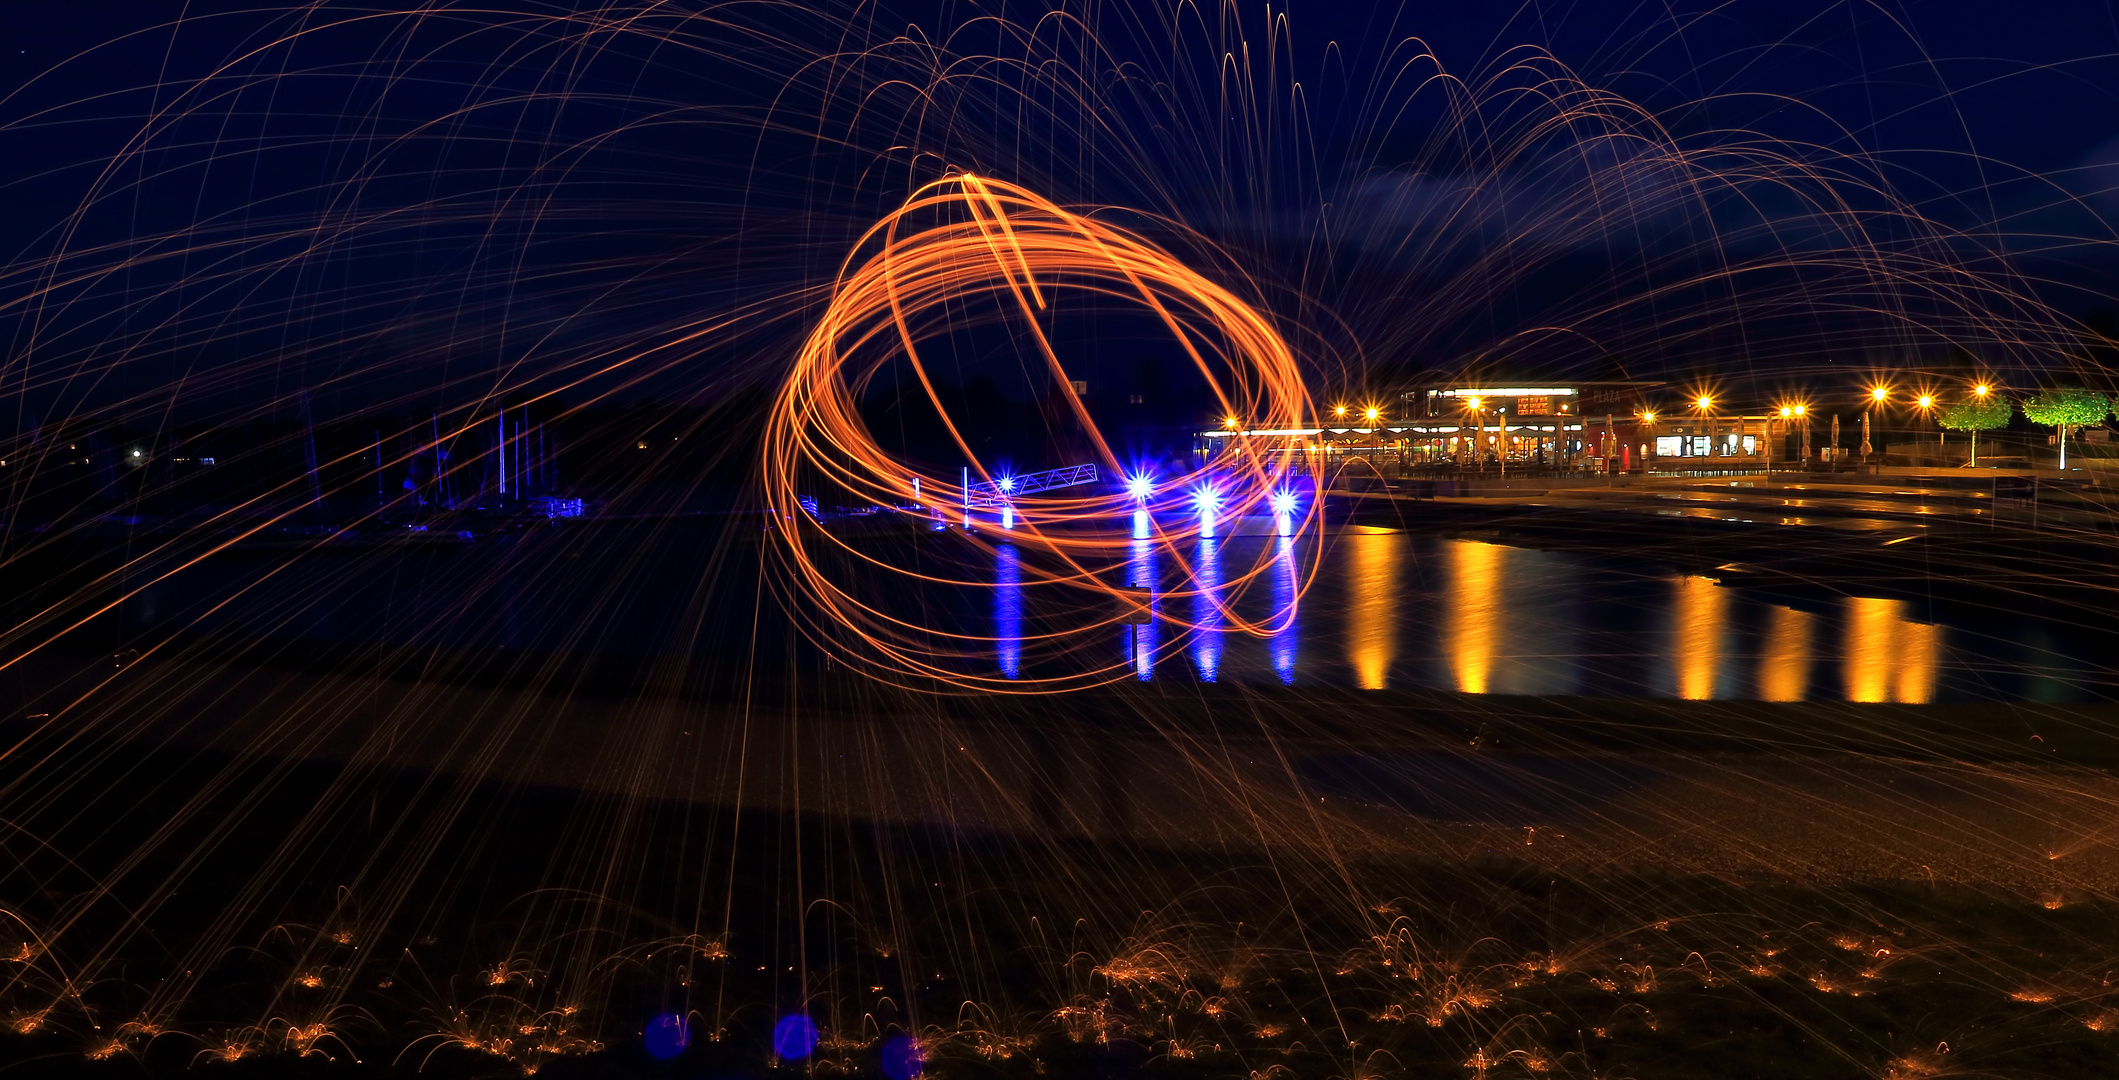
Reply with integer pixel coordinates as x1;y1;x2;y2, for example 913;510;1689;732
1126;537;1157;681
1191;539;1223;682
1757;605;1814;702
1445;541;1505;693
1671;575;1728;700
1344;530;1403;689
1270;537;1299;685
1843;597;1940;703
995;542;1022;679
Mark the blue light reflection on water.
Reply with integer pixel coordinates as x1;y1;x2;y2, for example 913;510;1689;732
1192;538;1222;682
1271;536;1299;684
994;542;1022;679
1128;537;1157;681
940;530;2112;703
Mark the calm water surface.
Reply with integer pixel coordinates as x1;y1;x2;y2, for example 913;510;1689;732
126;522;2114;704
998;528;2111;704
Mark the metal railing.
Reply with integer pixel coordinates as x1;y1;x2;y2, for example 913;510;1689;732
965;463;1098;508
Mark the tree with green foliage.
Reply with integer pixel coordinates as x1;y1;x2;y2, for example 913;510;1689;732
2020;387;2112;469
1937;393;2012;466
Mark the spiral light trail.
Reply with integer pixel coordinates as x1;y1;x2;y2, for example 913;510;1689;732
763;175;1322;692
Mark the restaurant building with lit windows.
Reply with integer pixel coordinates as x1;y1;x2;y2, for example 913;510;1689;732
1195;379;1801;472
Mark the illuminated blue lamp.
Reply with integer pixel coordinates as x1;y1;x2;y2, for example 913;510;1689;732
1271;488;1297;516
1126;473;1153;500
881;1034;925;1080
997;475;1016;493
1195;485;1219;539
773;1014;819;1059
644;1013;688;1060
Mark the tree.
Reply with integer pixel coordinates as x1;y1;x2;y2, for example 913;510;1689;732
1937;393;2012;466
2020;387;2112;469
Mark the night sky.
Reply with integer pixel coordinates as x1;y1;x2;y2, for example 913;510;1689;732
2;0;2117;420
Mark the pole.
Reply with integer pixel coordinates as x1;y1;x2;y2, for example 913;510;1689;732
1498;409;1508;480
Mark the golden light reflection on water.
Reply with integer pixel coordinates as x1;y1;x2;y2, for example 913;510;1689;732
1844;596;1939;703
1672;575;1727;700
1344;530;1404;689
1757;605;1814;702
1445;541;1506;694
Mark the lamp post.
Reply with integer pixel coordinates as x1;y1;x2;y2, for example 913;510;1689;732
1496;407;1509;479
1640;410;1658;474
1464;395;1485;472
1913;393;1940;466
1863;385;1886;467
1365;406;1383;479
1773;405;1794;472
1970;383;1990;466
1692;394;1716;470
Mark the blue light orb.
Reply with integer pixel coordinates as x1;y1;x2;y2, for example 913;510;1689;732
1126;473;1153;500
997;475;1016;492
644;1012;688;1060
773;1014;819;1059
1271;488;1297;515
881;1034;925;1080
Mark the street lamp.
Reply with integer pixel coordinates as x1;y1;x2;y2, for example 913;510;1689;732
1462;396;1488;471
1363;406;1384;476
1915;393;1941;448
1691;394;1716;466
1862;386;1887;464
1639;410;1658;473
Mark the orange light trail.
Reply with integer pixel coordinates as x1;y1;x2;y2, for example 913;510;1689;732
763;175;1322;692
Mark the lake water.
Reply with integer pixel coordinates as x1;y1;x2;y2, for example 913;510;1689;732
114;519;2116;704
972;526;2114;703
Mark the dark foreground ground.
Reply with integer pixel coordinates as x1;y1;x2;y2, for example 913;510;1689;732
1;486;2117;1078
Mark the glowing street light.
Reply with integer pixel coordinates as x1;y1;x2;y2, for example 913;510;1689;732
1972;383;1991;398
1223;416;1240;430
1861;386;1886;463
1194;484;1221;539
1333;404;1348;418
1694;395;1713;411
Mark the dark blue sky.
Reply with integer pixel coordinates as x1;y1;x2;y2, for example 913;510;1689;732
1;0;2115;417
